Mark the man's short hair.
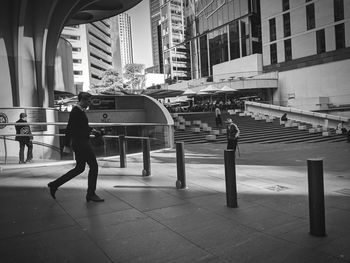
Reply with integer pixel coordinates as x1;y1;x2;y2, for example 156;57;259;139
20;113;27;119
78;92;92;102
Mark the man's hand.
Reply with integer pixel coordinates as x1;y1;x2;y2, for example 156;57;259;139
92;129;104;138
63;146;71;153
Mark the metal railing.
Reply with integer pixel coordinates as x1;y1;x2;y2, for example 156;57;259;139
0;122;169;175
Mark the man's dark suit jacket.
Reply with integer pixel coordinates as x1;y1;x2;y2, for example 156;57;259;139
64;106;92;147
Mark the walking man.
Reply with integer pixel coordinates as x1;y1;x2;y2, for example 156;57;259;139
225;118;240;153
15;113;33;164
48;92;104;202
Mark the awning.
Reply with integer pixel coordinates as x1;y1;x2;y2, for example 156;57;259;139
141;89;184;99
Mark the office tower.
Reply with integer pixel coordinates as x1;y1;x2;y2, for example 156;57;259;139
188;0;262;79
111;13;134;76
160;0;191;83
150;0;162;72
61;19;113;92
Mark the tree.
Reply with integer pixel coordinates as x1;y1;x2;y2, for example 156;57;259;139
89;68;128;95
123;63;145;91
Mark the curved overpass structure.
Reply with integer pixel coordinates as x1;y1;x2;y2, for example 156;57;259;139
0;0;142;108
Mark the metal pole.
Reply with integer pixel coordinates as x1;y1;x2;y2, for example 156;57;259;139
224;150;238;208
176;142;186;189
3;137;7;164
142;138;151;176
103;137;107;157
119;135;126;168
307;158;326;237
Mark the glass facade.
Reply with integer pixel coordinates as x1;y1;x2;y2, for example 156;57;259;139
160;0;262;80
192;0;262;78
229;21;240;60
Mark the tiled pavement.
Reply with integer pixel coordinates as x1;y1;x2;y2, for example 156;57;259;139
0;141;349;263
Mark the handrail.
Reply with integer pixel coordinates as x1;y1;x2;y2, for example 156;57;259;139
0;134;158;140
0;133;157;165
245;101;349;122
1;122;170;127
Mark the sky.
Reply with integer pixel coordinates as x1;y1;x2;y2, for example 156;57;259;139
126;0;153;68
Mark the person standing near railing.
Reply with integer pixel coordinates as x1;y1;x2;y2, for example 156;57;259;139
48;92;104;202
15;113;33;164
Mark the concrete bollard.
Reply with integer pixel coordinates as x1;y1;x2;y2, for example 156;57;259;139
224;150;238;208
176;142;187;189
307;159;326;237
142;138;151;176
119;135;126;168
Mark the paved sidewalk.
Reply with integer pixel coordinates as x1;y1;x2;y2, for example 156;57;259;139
0;142;349;262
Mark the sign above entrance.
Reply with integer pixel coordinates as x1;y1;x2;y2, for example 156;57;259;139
0;113;8;129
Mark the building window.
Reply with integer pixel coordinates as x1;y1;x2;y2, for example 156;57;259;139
270;43;277;64
229;21;240;60
241;21;247;57
73;70;83;75
269;18;276;41
73;59;82;64
284;39;292;61
316;29;325;54
61;34;80;40
282;0;289;11
334;0;344;22
283;13;291;37
199;35;209;77
306;4;315;30
335;23;345;49
72;47;81;52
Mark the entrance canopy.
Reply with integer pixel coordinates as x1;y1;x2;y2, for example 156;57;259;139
141;89;184;99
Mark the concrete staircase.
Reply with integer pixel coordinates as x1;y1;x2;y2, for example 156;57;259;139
173;112;347;144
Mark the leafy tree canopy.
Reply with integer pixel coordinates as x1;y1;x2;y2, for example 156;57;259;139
89;68;128;95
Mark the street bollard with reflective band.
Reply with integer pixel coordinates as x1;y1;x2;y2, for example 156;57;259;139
307;158;326;237
119;135;126;168
224;150;238;208
142;138;151;176
176;142;186;189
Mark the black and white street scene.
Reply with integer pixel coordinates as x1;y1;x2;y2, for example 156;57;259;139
0;0;350;262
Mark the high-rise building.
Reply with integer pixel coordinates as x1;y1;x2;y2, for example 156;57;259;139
111;13;134;76
61;19;113;92
160;0;191;82
149;0;162;72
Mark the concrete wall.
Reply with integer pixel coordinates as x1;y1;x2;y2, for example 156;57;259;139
275;58;350;110
54;38;74;94
245;101;349;129
212;54;263;81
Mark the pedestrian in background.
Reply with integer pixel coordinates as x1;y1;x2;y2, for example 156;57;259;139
225;118;240;153
215;105;223;127
48;92;104;202
15;113;33;164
